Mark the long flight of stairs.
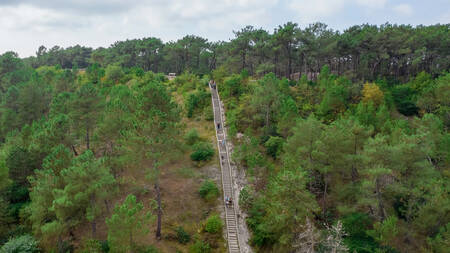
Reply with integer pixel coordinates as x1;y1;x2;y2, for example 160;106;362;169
210;84;241;253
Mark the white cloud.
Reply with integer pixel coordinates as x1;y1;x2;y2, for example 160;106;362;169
289;0;346;23
0;0;445;57
393;4;413;16
0;0;282;56
355;0;387;8
288;0;389;24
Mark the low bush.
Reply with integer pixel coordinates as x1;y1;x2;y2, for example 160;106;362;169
205;215;222;234
190;142;214;161
0;234;40;253
175;226;191;244
198;180;219;201
189;240;211;253
264;136;284;159
185;128;200;145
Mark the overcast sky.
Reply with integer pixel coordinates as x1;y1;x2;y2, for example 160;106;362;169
1;0;449;57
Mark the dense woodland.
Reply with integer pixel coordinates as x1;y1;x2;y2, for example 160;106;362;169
0;22;449;253
26;23;448;82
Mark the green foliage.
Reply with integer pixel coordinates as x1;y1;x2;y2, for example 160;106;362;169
342;213;378;252
427;223;450;253
233;133;266;170
190;142;214;161
0;234;40;253
86;63;105;84
391;85;418;116
6;146;41;185
263;169;319;247
221;74;243;98
198;180;219;201
105;64;124;84
106;194;155;253
204;215;222;234
185;89;209;118
175;226;191;244
318;84;348;121
250;73;283;128
80;239;103;253
264;136;284;159
0;22;448;253
367;216;399;247
184;128;200;145
239;185;255;210
189;239;211;253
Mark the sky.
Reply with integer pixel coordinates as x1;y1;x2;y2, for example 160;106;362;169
0;0;449;57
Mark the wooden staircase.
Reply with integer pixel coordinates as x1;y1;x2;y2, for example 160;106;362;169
210;85;241;253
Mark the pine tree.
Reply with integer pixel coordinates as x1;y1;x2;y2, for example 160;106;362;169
106;194;154;252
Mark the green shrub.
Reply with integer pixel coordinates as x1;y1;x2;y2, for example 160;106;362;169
0;234;40;253
185;90;210;118
186;93;199;118
264;136;284;159
189;240;211;253
105;64;124;84
100;240;110;253
190;142;214;161
391;85;418;116
239;185;255;210
175;226;190;244
205;215;223;234
81;239;103;253
185;128;200;145
198;180;219;201
341;212;378;252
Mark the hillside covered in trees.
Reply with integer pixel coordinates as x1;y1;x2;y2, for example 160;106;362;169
0;22;449;253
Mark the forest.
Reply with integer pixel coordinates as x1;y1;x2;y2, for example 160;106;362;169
0;22;449;253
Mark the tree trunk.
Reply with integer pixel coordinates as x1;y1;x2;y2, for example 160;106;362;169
91;220;97;238
375;178;386;221
104;199;110;214
155;182;162;240
57;235;63;253
71;145;78;156
322;175;328;216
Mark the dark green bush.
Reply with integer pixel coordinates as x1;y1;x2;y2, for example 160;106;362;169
190;142;214;161
205;215;222;234
342;212;379;253
264;136;284;159
198;180;219;200
391;85;418;116
175;226;190;244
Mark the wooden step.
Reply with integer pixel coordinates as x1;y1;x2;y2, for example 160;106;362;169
211;87;241;253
